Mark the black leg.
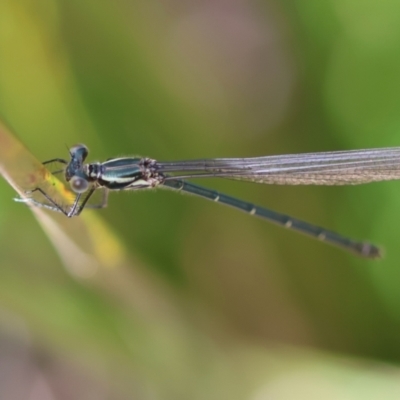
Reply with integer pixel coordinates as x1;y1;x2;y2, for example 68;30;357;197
42;158;68;166
23;187;72;216
42;159;68;176
67;192;83;217
19;187;103;217
70;188;95;216
84;189;109;210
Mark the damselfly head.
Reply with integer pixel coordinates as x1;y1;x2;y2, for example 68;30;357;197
69;144;88;162
65;144;89;182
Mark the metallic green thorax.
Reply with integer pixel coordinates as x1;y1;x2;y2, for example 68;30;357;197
85;157;162;190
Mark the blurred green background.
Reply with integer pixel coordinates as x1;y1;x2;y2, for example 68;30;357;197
1;0;400;399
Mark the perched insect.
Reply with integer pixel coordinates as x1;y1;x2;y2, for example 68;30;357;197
17;144;400;259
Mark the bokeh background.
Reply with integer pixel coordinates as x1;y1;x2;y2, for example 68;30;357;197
1;1;400;399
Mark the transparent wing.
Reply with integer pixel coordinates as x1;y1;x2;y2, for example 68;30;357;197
158;147;400;185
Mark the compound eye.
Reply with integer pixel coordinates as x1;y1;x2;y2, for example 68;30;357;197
70;176;89;193
69;144;89;162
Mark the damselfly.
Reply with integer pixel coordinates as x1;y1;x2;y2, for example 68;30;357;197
17;144;400;259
